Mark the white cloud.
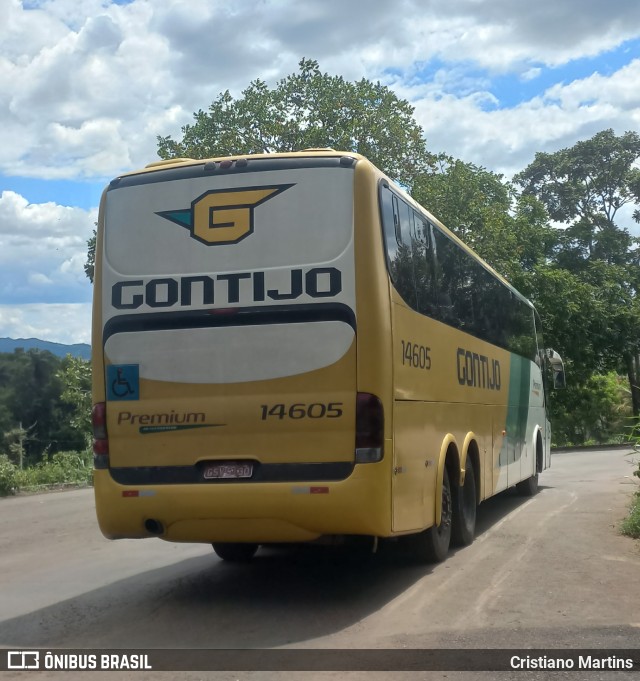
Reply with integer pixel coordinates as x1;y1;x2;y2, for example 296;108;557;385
522;67;542;82
28;272;54;285
0;303;92;344
409;58;640;183
406;0;640;69
1;0;640;182
0;191;95;303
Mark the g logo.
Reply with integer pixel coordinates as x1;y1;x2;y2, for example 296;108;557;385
157;184;293;245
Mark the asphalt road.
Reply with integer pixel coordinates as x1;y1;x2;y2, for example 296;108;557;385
0;447;638;680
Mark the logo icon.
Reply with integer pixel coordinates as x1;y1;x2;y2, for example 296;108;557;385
156;184;294;245
107;364;140;401
8;651;40;670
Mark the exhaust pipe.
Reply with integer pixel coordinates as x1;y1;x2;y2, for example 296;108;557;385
144;519;164;535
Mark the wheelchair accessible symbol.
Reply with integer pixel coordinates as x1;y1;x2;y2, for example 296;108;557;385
107;364;140;401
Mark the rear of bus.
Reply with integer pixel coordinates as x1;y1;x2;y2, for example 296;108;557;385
92;152;391;547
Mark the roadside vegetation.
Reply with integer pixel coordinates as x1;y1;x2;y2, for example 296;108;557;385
4;59;640;497
0;450;92;496
621;421;640;539
0;351;92;496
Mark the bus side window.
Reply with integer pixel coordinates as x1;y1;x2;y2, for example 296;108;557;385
380;184;398;261
380;185;417;308
397;198;413;248
431;226;458;324
397;200;418;307
392;195;403;246
413;215;438;316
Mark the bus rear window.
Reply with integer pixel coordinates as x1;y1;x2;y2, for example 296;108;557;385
104;166;354;276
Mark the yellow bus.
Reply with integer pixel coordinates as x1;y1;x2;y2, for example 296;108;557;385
92;150;565;562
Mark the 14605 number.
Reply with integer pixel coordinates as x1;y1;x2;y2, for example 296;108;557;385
401;340;432;370
260;403;344;420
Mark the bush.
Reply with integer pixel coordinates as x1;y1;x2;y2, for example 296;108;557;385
621;420;640;539
621;493;640;539
0;450;93;496
0;454;18;495
18;450;93;490
550;372;633;447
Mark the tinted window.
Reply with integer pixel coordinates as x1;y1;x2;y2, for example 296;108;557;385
381;185;417;308
379;183;537;360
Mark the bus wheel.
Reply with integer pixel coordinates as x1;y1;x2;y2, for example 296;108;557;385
516;473;539;497
212;542;259;562
452;462;476;547
408;467;452;563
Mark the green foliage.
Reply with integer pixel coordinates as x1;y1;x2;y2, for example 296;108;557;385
57;355;92;446
0;450;93;496
20;450;93;489
514;129;640;229
526;266;605;384
85;228;96;284
3;422;36;469
0;454;18;495
157;58;434;189
0;349;88;465
621;500;640;539
621;420;640;538
515;129;640;416
620;419;640;539
550;372;632;446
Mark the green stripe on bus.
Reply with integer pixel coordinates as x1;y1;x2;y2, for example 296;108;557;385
506;353;531;453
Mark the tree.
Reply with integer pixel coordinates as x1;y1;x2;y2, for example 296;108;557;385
157;58;434;189
86;61;435;282
412;156;550;284
85;229;96;284
515;129;640;415
4;422;35;469
86;61;435;281
550;372;632;446
514;129;640;236
0;349;86;464
57;356;92;446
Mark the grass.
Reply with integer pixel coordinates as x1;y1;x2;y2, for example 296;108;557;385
621;419;640;539
0;450;93;496
621;492;640;538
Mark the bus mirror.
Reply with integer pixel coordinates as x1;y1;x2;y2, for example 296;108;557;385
552;367;566;390
545;349;566;389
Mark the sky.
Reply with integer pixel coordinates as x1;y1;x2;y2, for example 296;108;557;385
1;0;640;345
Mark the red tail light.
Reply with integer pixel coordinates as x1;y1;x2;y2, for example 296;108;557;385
92;402;109;468
355;392;384;463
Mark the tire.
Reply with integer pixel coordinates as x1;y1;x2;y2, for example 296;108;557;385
407;467;453;563
452;461;476;547
516;473;539;497
212;542;259;562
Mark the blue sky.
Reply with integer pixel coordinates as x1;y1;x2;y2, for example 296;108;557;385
1;0;640;344
422;37;640;110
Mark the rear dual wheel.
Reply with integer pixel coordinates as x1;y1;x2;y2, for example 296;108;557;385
408;467;453;563
452;462;477;546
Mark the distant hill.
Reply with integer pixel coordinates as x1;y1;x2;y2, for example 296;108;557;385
0;337;91;360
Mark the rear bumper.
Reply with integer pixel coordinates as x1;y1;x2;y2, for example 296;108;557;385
93;460;391;543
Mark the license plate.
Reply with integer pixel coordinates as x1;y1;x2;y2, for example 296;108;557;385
203;462;253;480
